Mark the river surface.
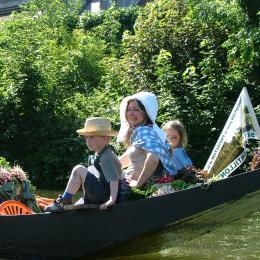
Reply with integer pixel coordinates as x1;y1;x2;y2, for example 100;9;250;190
113;210;260;260
40;190;260;260
93;191;260;260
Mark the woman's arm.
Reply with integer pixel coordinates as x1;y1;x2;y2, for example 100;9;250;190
129;152;159;188
119;150;130;169
100;180;119;210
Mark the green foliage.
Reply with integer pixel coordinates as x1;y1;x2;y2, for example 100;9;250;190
171;180;190;190
127;185;157;200
0;157;10;169
126;180;191;200
79;5;140;56
103;0;260;167
0;0;106;188
239;0;260;25
0;0;259;188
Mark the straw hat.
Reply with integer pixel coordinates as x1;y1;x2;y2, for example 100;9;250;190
76;117;117;136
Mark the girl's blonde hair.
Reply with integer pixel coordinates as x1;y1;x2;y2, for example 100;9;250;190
162;120;188;147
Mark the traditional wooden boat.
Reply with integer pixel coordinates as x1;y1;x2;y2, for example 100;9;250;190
0;169;260;258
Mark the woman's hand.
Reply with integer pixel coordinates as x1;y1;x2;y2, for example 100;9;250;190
129;179;139;188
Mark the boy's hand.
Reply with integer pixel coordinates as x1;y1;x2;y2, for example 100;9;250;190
100;203;108;210
100;181;118;210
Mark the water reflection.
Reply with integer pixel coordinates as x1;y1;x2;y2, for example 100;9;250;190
160;210;260;259
94;191;260;259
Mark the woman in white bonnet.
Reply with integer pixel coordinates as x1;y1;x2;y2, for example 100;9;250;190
117;92;175;201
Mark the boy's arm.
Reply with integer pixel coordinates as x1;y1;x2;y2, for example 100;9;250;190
100;180;119;210
129;152;159;188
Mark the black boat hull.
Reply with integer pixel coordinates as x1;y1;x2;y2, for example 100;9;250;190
1;169;260;258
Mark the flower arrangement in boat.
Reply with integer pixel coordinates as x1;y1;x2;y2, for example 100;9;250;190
0;165;28;185
174;166;209;184
250;147;260;170
154;175;174;184
129;166;209;200
0;157;41;213
0;167;12;185
150;183;175;197
10;165;28;182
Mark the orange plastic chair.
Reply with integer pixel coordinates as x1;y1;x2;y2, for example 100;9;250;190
0;200;35;215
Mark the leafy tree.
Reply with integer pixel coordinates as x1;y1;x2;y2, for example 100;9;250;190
1;0;259;188
79;5;140;56
102;0;260;167
0;0;106;188
239;0;260;25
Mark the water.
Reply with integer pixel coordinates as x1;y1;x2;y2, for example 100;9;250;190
39;189;260;259
152;210;260;259
93;191;260;260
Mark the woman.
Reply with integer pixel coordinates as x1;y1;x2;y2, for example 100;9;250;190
117;92;175;201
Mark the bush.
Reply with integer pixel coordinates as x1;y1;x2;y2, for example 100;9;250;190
79;5;140;56
0;0;106;188
0;0;259;187
102;0;260;167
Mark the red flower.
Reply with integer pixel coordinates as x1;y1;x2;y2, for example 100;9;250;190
155;175;174;184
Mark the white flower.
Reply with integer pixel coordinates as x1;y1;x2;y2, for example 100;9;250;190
10;165;27;181
0;167;12;184
150;183;176;197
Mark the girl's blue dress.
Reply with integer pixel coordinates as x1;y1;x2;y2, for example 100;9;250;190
172;147;192;171
166;144;192;173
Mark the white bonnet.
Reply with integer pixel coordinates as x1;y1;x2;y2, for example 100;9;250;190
117;92;166;143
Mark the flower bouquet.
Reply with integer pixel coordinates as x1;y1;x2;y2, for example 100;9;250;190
0;157;41;213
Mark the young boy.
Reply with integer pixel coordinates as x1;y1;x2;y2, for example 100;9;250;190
44;117;122;212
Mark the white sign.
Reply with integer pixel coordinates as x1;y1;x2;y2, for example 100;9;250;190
204;87;260;179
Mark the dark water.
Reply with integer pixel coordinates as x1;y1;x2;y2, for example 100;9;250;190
113;210;260;260
39;190;260;259
94;191;260;260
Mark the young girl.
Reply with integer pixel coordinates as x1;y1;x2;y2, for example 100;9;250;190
162;120;192;173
